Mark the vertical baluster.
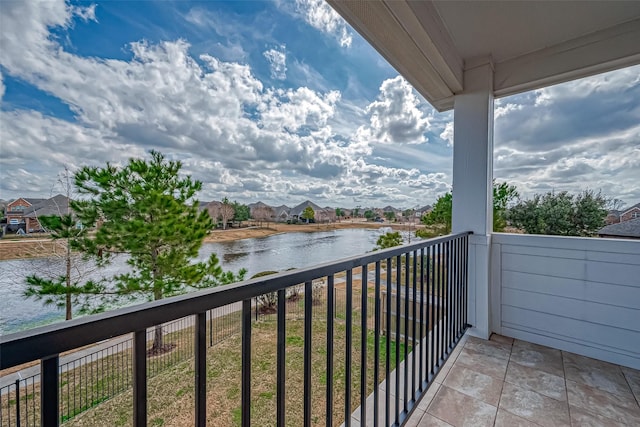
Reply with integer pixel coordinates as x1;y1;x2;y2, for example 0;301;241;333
275;288;286;427
374;262;381;427
394;255;401;425
412;250;417;401
304;281;313;427
133;330;146;427
15;379;20;427
345;270;353;427
325;277;334;427
195;312;207;426
439;242;445;362
429;245;435;378
403;253;410;413
447;240;452;350
241;299;252;427
385;258;392;427
360;265;368;425
419;247;425;389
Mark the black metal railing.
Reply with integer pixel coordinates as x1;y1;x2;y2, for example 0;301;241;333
0;232;470;427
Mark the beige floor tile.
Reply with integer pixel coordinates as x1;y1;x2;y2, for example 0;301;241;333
427;385;497;427
417;413;454;426
569;405;628;427
621;366;640;401
464;336;512;361
510;340;564;377
416;382;441;411
563;352;633;398
443;364;504;406
566;379;640;425
494;409;541;427
455;347;509;380
490;334;514;347
499;382;570;427
505;361;567;401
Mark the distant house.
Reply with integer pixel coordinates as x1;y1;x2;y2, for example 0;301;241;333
598;218;640;240
273;205;291;222
605;210;621;225
619;203;640;222
289;201;324;222
22;194;71;232
5;197;46;229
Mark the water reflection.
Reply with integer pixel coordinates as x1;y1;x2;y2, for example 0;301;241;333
0;228;390;334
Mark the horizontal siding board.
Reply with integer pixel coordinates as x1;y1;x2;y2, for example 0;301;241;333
493;235;640;370
502;252;640;286
502;305;640;355
502;270;640;309
493;233;640;254
502;287;640;332
501;244;640;265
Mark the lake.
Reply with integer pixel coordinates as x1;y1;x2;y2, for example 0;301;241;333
0;228;396;334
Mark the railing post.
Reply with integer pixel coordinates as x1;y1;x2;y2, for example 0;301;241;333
41;355;59;427
195;312;207;427
15;379;21;427
133;330;147;427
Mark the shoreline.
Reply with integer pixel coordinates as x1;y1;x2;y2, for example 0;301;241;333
0;221;422;261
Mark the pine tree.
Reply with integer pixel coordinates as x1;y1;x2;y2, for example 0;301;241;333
73;151;246;352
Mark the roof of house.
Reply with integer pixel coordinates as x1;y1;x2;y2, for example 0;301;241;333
23;195;71;218
621;203;640;216
598;218;640;238
290;201;323;216
248;201;272;210
8;197;46;206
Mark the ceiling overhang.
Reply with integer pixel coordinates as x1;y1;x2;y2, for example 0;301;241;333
327;1;640;112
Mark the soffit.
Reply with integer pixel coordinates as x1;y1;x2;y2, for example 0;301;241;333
328;0;640;112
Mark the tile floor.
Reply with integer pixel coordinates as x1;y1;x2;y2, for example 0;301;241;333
406;334;640;427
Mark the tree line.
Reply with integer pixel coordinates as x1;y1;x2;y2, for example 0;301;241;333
420;181;609;236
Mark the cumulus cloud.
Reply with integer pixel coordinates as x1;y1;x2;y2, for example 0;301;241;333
0;71;5;101
263;45;287;80
439;122;453;146
494;66;640;203
294;0;352;47
0;0;452;207
357;76;431;145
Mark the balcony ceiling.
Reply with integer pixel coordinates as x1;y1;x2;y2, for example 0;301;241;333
327;0;640;111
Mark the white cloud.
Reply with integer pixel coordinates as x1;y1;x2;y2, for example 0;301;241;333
356;76;432;145
263;45;287;80
0;71;5;101
440;122;453;146
294;0;352;47
0;0;453;207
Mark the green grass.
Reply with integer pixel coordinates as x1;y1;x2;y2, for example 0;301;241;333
60;295;412;427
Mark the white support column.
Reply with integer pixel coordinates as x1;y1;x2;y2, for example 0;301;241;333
451;58;494;339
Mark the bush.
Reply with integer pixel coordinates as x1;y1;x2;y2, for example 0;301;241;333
251;271;279;314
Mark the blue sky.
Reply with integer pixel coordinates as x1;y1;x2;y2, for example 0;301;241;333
1;0;638;208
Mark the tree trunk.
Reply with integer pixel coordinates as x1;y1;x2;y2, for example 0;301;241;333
151;249;164;350
152;324;164;350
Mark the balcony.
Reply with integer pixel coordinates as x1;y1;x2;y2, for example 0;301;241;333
405;334;640;426
2;231;639;426
2;233;473;426
3;1;640;426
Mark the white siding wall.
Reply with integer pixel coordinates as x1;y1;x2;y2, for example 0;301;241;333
491;233;640;369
